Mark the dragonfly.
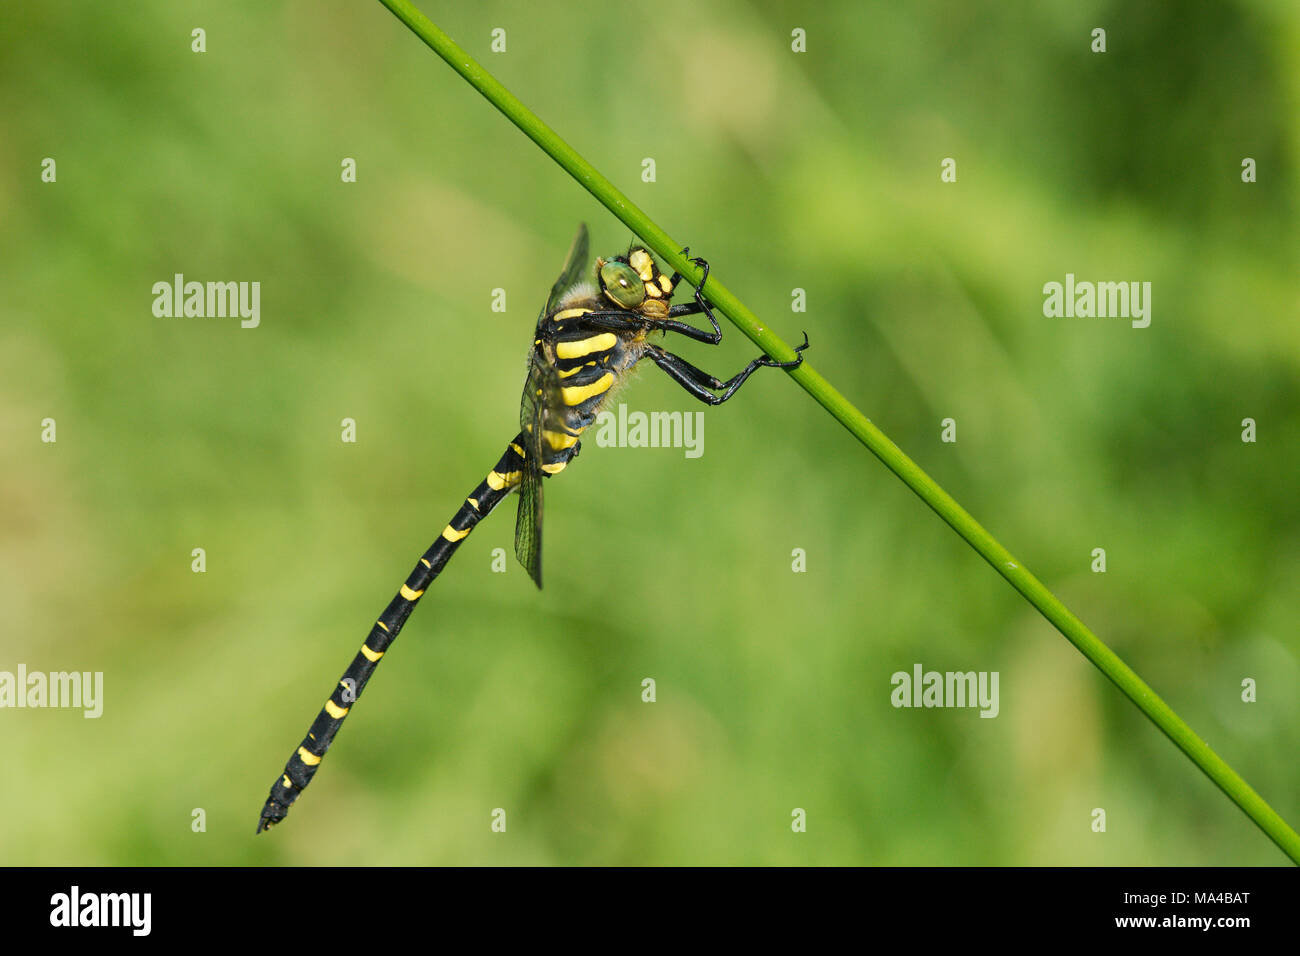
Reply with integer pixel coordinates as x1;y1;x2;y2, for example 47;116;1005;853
256;224;808;832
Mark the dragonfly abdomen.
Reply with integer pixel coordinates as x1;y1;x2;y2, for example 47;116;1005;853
256;435;527;832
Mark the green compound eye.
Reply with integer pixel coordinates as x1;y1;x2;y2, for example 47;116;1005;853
600;260;645;309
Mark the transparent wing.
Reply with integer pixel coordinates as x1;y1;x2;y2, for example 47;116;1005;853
515;224;592;588
544;223;590;317
514;464;543;588
515;357;559;589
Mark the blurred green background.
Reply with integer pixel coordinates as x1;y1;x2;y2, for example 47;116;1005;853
1;0;1296;865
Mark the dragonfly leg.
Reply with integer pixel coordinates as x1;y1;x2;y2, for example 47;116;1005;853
666;254;721;339
580;309;722;345
644;334;808;406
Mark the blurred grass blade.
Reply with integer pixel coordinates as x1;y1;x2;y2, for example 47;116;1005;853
376;0;1300;864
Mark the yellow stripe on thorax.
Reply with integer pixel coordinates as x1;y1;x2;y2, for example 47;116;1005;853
561;372;614;406
556;333;616;359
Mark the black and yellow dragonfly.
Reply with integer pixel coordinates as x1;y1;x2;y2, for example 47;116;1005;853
256;224;807;832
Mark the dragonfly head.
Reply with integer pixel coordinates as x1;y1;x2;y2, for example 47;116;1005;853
597;255;646;309
598;247;675;317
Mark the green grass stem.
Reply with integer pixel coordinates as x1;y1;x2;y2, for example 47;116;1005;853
377;0;1300;864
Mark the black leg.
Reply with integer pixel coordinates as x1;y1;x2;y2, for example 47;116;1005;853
666;249;709;307
665;246;693;291
579;309;723;345
666;254;722;343
644;335;809;406
666;298;719;332
569;310;644;334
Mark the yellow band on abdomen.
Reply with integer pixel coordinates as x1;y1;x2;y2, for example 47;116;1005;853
487;470;521;490
544;429;580;450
